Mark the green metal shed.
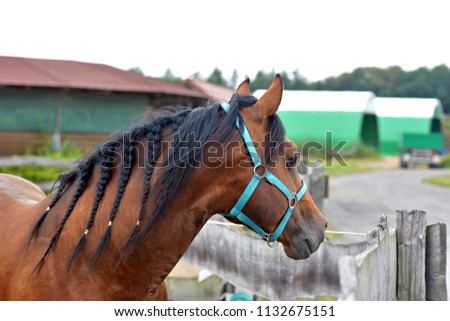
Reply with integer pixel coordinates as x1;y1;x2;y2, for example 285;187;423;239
373;97;444;155
253;90;378;152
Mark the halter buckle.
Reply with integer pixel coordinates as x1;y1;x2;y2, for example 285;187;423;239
262;233;276;248
289;193;297;208
253;164;267;180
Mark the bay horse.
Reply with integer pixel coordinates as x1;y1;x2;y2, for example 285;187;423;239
0;75;327;300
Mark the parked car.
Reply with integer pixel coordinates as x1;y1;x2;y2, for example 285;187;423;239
400;133;443;169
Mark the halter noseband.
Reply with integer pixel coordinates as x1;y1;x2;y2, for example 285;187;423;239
220;103;307;246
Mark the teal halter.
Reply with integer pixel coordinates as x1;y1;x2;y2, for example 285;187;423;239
220;103;307;246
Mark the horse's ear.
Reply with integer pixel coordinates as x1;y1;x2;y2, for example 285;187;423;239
255;74;283;117
235;78;250;96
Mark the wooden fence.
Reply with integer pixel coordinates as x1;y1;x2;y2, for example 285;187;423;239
179;210;447;300
298;163;328;211
0;131;106;156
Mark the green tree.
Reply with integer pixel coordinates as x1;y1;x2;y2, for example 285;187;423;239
430;65;450;113
162;68;181;84
251;70;276;90
307;65;450;113
290;69;308;90
230;69;239;89
128;67;144;75
207;67;228;86
154;64;450;113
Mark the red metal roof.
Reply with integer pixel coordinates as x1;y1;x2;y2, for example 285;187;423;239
182;78;234;102
0;56;206;98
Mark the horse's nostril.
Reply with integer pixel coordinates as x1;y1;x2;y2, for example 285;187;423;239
324;222;328;229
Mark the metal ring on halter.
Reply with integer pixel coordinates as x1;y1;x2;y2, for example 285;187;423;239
289;193;297;208
262;233;276;248
253;164;267;180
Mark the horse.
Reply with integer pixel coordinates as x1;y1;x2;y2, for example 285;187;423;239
0;75;327;300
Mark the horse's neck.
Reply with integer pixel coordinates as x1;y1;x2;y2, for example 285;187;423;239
130;194;212;293
89;166;219;296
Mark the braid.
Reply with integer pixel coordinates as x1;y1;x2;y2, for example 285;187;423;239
134;111;194;246
171;110;191;132
88;129;139;271
27;171;77;248
66;143;118;272
116;118;169;267
34;159;95;272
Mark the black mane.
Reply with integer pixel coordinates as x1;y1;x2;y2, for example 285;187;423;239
30;94;286;272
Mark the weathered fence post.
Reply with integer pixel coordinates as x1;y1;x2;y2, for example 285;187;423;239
338;215;397;300
298;164;328;211
396;210;427;300
425;223;447;300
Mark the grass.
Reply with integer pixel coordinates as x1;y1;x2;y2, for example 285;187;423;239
321;157;382;176
25;137;82;160
423;174;450;188
298;142;384;177
0;137;79;185
441;154;450;168
0;165;63;183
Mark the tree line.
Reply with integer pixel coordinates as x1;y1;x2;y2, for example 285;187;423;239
158;65;450;114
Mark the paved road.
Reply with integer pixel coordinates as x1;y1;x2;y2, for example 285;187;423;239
323;168;450;297
323;169;450;235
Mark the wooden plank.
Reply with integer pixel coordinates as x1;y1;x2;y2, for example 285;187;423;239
425;223;447;300
0;131;42;156
0;130;107;156
61;132;107;152
298;165;328;211
339;215;397;300
396;209;427;300
0;156;73;167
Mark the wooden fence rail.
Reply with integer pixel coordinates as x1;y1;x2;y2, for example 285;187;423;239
179;210;447;300
0;156;73;167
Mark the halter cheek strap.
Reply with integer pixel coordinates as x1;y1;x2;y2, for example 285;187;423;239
220;103;307;245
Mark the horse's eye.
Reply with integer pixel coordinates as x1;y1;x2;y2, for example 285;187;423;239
286;155;299;168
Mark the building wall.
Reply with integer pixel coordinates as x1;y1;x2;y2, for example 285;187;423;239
0;88;57;132
0;87;147;132
60;90;147;133
0;87;148;155
377;117;432;155
278;111;366;150
361;114;379;149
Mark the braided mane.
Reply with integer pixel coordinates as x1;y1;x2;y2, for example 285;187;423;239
30;94;285;272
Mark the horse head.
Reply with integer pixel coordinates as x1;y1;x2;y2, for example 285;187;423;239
216;75;328;259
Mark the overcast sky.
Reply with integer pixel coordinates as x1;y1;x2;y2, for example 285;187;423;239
1;0;449;84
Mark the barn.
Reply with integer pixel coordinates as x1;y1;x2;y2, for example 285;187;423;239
181;78;234;103
253;90;379;152
373;97;444;155
0;56;207;156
